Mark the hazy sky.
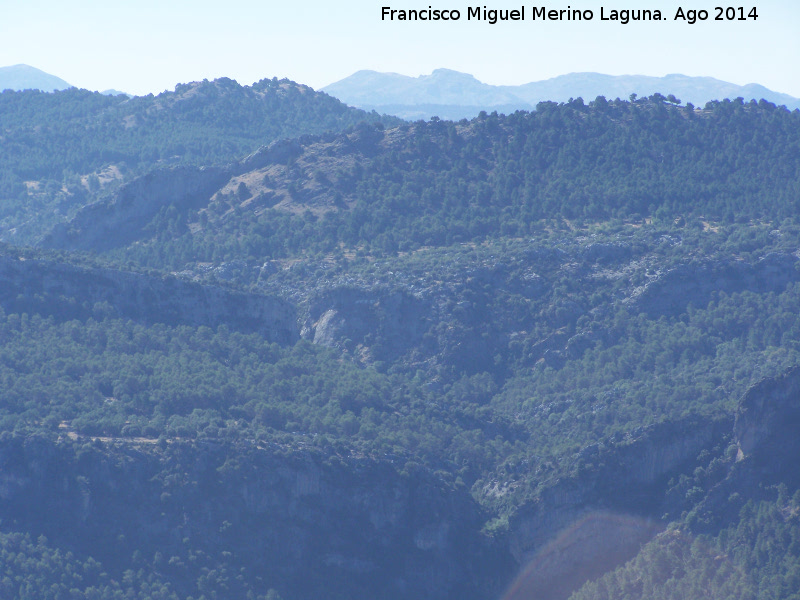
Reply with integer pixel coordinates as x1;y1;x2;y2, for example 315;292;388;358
2;0;799;97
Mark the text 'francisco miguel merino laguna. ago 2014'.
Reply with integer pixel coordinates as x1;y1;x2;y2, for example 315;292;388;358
381;6;759;24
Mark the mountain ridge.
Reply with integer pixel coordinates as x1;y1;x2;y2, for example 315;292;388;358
0;63;71;92
5;69;800;600
323;69;800;119
0;76;400;244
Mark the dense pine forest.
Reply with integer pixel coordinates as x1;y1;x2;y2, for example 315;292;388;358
1;79;800;599
0;79;397;243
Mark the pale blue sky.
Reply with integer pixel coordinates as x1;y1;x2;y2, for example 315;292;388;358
2;0;798;97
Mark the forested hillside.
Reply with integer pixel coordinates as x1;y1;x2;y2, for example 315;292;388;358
1;87;800;599
36;94;800;269
0;77;398;243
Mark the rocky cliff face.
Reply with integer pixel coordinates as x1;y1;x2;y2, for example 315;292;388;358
503;511;662;600
42;165;232;252
734;366;800;479
505;416;730;599
0;253;298;343
38;127;389;255
630;253;800;317
678;367;800;536
240;138;305;171
301;287;430;363
0;435;512;600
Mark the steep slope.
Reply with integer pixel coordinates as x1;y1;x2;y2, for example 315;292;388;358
11;219;800;599
0;249;298;343
0;436;512;600
41;96;800;266
0;77;400;244
6;75;800;600
569;367;800;599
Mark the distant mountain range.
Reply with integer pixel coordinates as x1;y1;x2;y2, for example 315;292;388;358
0;64;71;92
0;64;132;96
6;63;799;121
100;89;131;97
323;69;800;119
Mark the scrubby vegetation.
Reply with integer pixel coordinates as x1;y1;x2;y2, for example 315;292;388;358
1;87;800;599
105;95;800;269
0;77;398;241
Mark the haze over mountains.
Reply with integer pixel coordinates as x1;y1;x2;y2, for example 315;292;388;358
323;68;800;120
0;64;71;92
0;64;132;96
4;66;800;600
6;63;800;121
